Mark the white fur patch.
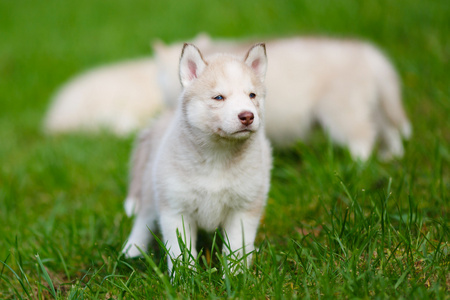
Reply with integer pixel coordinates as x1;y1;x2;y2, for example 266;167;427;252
122;44;271;276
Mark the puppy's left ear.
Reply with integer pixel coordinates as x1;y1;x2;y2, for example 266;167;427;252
244;43;267;82
179;43;207;87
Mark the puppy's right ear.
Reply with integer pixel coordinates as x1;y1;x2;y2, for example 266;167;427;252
179;43;207;87
244;43;267;82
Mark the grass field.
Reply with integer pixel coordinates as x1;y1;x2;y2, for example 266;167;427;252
0;0;449;298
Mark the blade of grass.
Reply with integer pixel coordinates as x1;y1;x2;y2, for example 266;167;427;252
35;254;57;299
0;274;24;300
138;246;174;299
0;259;32;299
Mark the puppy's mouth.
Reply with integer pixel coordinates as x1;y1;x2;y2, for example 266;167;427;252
234;129;253;134
230;128;256;139
216;128;255;138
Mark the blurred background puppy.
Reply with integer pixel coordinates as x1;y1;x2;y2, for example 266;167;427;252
44;33;411;161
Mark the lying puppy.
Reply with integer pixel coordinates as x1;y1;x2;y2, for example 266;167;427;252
44;33;411;161
155;35;411;161
44;58;163;136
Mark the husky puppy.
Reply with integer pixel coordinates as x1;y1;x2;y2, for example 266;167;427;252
122;43;272;274
155;35;411;161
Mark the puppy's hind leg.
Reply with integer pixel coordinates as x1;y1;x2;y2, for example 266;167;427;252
124;196;139;218
315;89;378;162
124;127;155;217
347;132;377;162
318;111;377;162
378;123;404;161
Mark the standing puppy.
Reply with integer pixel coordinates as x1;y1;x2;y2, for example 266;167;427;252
122;43;272;274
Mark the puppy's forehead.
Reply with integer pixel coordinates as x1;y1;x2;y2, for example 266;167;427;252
223;61;245;78
207;57;257;89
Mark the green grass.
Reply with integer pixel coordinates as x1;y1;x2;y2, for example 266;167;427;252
0;0;448;298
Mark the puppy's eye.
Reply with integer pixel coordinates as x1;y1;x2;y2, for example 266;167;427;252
249;93;256;99
213;95;224;101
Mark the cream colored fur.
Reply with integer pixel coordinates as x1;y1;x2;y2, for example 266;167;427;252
122;43;272;275
43;34;210;136
155;35;411;161
43;58;163;135
43;33;411;161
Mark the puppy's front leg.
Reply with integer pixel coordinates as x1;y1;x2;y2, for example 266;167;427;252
222;210;261;272
123;208;157;258
159;212;198;274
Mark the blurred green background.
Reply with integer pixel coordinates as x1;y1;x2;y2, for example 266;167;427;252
0;0;448;298
1;0;448;139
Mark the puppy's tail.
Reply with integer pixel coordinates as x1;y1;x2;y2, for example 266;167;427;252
370;46;412;139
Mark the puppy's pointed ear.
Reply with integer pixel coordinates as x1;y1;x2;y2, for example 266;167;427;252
179;43;207;87
244;43;267;82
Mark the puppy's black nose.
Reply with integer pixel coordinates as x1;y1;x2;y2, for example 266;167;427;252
238;111;254;126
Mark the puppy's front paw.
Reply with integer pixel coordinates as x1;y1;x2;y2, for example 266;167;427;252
122;241;145;258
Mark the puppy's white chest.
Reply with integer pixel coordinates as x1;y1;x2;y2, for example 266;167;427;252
167;165;258;230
